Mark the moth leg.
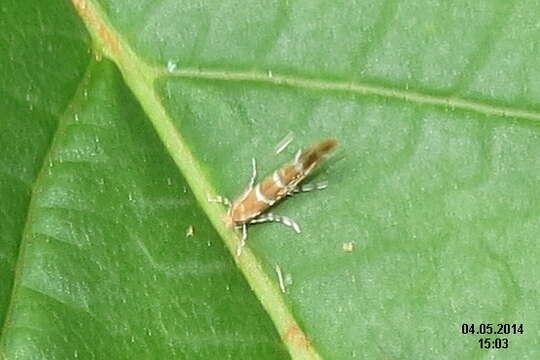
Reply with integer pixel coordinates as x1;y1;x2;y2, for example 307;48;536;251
207;195;231;206
287;181;328;196
236;224;248;257
292;181;328;193
248;158;257;190
250;213;301;233
274;131;294;155
294;149;302;163
237;157;258;203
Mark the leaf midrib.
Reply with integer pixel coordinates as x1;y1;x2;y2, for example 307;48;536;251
72;0;322;359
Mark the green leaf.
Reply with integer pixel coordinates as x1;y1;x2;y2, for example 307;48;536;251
2;0;539;359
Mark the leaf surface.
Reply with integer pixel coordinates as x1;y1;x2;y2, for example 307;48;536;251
1;0;539;359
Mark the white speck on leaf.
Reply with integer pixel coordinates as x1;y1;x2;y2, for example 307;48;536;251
167;60;177;72
342;241;355;252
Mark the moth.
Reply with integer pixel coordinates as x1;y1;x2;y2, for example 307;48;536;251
210;138;337;255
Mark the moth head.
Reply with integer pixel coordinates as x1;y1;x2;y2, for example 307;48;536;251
223;213;234;228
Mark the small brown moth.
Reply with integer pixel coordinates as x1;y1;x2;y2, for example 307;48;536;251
210;138;337;255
